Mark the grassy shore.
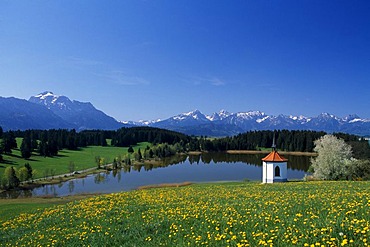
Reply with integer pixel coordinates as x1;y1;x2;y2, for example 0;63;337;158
0;194;100;223
0;140;150;179
1;181;369;246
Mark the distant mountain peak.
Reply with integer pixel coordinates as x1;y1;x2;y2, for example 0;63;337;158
2;92;370;136
30;92;72;110
185;109;201;115
235;110;265;119
207;109;232;121
35;91;56;97
218;109;232;116
319;112;334;117
28;91;124;130
173;109;208;121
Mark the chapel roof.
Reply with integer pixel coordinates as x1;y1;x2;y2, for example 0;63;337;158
261;151;288;162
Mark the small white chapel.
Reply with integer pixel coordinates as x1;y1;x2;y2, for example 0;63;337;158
261;139;288;183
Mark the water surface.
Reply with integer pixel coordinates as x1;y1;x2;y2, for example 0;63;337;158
0;153;311;198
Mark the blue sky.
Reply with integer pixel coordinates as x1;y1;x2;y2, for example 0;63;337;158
1;1;369;121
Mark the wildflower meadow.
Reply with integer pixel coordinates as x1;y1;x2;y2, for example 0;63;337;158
1;181;369;246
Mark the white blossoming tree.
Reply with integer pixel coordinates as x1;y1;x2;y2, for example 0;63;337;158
310;134;353;180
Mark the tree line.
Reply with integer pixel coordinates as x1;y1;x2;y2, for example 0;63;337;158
1;127;369;161
111;127;191;147
192;130;370;159
0;129;110;159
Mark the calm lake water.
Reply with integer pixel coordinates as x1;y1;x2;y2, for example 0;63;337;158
0;153;311;199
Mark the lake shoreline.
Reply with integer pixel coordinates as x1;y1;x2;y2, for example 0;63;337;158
225;150;317;156
1;150;313;196
188;150;317;156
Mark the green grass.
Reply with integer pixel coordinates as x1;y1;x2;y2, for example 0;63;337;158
0;202;59;222
0;195;99;223
1;181;369;246
0;139;150;179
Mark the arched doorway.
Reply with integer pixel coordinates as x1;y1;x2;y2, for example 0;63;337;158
275;166;280;177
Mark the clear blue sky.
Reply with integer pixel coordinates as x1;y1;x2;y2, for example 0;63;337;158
1;1;369;121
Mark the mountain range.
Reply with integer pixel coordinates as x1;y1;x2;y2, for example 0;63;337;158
136;109;370;137
1;92;128;131
0;92;369;136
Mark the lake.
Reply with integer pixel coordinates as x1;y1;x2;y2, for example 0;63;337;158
0;153;311;198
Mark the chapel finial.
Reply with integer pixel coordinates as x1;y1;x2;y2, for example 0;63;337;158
272;132;276;151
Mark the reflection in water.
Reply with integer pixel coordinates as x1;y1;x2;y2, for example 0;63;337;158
123;165;131;173
94;173;106;184
188;153;311;172
117;170;121;183
0;153;311;199
68;181;74;193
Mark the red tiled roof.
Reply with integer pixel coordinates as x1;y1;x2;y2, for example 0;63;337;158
261;151;288;162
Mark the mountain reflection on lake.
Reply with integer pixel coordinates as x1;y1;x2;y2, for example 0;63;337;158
0;153;311;198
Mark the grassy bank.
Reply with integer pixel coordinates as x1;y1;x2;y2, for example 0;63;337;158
1;181;369;246
0;140;150;179
0;194;98;223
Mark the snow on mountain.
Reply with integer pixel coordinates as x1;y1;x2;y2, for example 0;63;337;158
171;110;209;122
2;91;370;136
256;116;270;123
207;110;232;121
236;111;265;119
349;118;370;123
153;110;210;128
29;92;124;130
0;96;74;131
343;114;360;121
219;110;266;130
289;115;310;123
146;109;370;136
183;109;209;121
121;119;162;126
35;91;55;100
30;91;74;111
316;112;341;121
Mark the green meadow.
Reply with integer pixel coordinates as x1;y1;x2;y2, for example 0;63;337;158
0;139;150;179
1;181;369;246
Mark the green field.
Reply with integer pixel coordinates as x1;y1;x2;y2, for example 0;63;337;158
0;139;150;179
0;195;96;222
1;181;369;246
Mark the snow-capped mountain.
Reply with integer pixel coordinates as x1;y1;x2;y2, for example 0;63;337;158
28;92;126;130
152;110;210;128
207;110;232;121
0;96;74;130
1;92;369;136
131;109;370;136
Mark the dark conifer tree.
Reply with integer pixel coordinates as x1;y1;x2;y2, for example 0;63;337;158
48;139;59;156
38;139;48;157
100;133;107;146
67;130;78;150
20;137;32;159
25;163;33;181
1;132;17;154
